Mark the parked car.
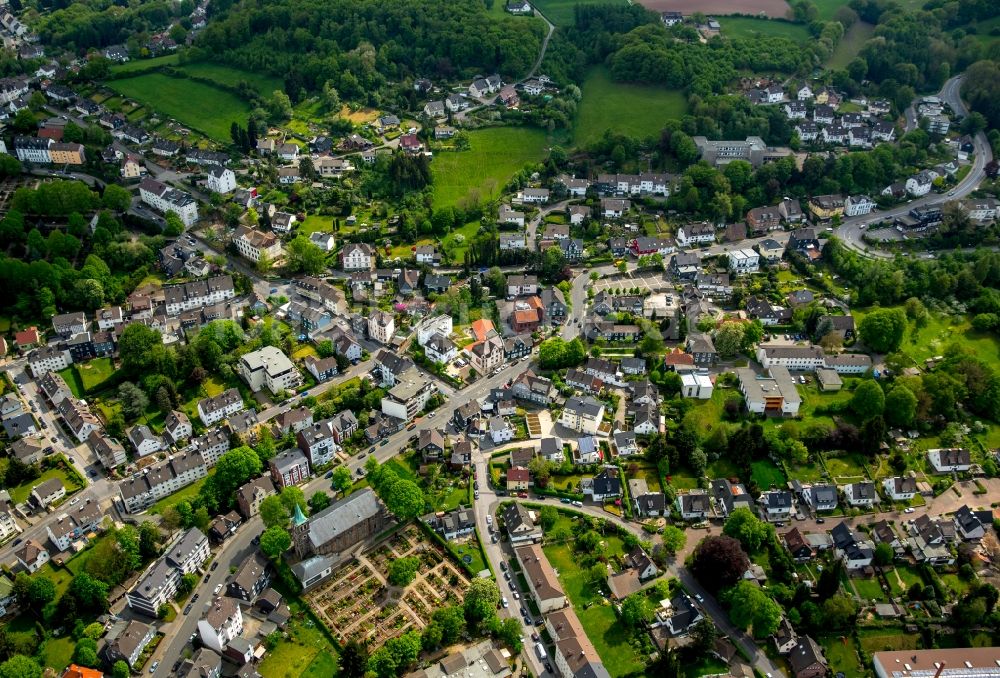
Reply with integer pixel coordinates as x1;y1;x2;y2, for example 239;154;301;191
149;661;159;674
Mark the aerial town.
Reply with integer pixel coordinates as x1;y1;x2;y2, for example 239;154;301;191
0;0;998;676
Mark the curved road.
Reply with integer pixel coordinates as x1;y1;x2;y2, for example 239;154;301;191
834;75;993;258
524;9;556;82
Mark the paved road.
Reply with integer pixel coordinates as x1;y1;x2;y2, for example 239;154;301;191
834;75;993;258
149;515;262;676
527;200;571;250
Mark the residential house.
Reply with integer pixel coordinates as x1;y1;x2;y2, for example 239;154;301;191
761;490;794;521
883;476;917;502
783;528;813;561
686;333;718;366
15;539;50;573
711;479;755;517
197;389;243;427
746;206;782;233
107;620;155;667
677;490;711;521
503;502;541;543
340;243;375;271
227;552;271;602
237;476;276;520
559;397;605;435
789;637;828;678
676;222;715;247
516;544;567;613
843;481;877;507
581;467;621;501
956;506;991;542
506;467;529;492
269;449;310;489
238;346;301;394
198;597;243;653
927;448;972;474
845;194;876;217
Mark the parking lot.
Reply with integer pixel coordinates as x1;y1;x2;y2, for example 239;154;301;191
589;270;673;294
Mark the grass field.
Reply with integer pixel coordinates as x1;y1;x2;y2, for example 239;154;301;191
722;17;811;41
853;576;887;601
575;68;687;145
825;454;869;483
259;598;339;678
827;21;875;69
531;0;627;26
819;635;862;676
431;127;548;208
107;73;252;142
174;62;282;96
297;215;335;236
149;471;213;515
750;460;786;489
39;635;75;672
9;466;81;505
543;541;643;677
858;629;919;653
110;53;180;74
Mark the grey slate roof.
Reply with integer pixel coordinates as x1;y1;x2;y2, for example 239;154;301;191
304;488;382;550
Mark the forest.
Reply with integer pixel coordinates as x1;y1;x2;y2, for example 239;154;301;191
193;0;545;104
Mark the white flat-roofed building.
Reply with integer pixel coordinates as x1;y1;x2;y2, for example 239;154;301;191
727;248;759;275
737;366;801;416
238;346;301;394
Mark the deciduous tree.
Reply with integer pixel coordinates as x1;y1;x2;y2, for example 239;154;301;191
725;580;782;638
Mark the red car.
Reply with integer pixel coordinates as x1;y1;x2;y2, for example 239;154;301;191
518;492;528;498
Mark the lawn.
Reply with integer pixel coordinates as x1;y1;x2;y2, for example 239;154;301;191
705;457;740;479
106;73;253;143
721;17;811;41
629;463;662;492
58;365;86;399
110;53;179;74
450;537;487;574
853;307;1000;367
786;460;826;483
36;562;75;598
886;565;924;597
442;220;483;261
69;358;116;393
39;635;75;672
685;657;730;677
827;21;875;69
259;598;339;678
543;539;642;677
575;67;687;145
174;62;282;96
858;629;919;653
297;215;335;236
148;471;213;515
940;573;974;599
750;460;786;490
531;0;627;26
852;576;887;602
818;635;862;676
9;466;82;505
824;454;869;483
430;127;548;209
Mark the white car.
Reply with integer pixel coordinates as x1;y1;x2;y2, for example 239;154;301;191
214;584;223;595
904;507;915;514
501;597;509;608
486;515;493;525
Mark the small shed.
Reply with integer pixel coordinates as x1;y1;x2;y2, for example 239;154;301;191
815;368;843;392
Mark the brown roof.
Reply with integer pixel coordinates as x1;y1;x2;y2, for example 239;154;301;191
515;544;564;602
507;467;530;483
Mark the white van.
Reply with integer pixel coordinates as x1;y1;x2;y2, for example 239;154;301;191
535;643;547;660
